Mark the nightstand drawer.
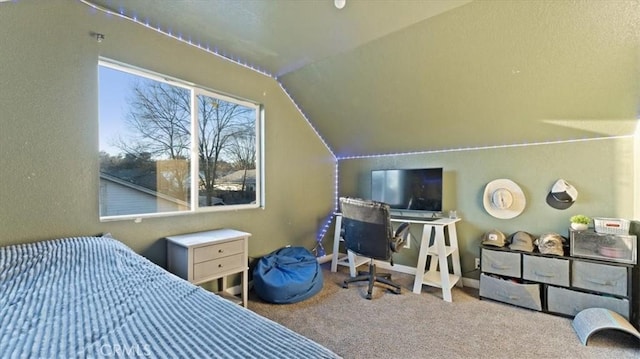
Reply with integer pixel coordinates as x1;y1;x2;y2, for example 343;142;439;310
194;253;244;282
571;261;628;296
194;240;244;263
523;255;569;287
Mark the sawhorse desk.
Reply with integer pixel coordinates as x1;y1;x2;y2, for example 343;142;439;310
409;217;463;302
330;214;463;302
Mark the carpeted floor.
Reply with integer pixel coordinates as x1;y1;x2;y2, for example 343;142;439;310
248;263;639;359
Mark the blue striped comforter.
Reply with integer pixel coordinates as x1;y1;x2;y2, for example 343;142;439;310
0;236;340;358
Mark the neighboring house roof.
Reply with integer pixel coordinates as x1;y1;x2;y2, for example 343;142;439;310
217;169;256;184
100;172;189;207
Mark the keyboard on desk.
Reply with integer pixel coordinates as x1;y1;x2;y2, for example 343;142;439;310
390;212;442;221
401;216;441;221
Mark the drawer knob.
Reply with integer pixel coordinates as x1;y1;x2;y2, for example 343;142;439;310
218;249;224;253
218;264;223;268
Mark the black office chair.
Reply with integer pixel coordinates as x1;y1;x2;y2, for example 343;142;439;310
339;197;410;300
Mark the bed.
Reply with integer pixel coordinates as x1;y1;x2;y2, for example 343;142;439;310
0;236;340;358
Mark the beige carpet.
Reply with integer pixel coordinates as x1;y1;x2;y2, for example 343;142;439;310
248;263;639;359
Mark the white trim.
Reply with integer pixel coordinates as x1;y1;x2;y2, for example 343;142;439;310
100;58;192;91
316;254;334;264
324;253;480;289
258;106;266;208
230;269;480;298
375;261;480;289
462;277;479;289
190;89;200;212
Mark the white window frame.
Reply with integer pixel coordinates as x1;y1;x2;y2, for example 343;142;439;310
99;58;264;222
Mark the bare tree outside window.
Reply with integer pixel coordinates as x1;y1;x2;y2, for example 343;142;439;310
197;95;256;206
225;129;257;193
115;80;191;204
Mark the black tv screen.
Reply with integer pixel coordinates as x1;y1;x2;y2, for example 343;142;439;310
371;168;443;212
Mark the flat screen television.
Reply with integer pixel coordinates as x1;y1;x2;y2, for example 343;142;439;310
371;168;443;213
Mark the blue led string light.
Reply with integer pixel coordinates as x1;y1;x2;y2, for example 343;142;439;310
336;135;635;161
80;0;273;78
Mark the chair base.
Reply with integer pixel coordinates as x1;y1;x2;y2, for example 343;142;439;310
342;261;402;300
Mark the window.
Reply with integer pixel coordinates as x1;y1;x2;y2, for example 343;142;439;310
98;59;262;220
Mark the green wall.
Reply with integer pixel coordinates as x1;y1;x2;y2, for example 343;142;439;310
338;137;637;279
0;1;335;266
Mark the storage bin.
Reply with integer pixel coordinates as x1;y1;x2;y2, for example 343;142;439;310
479;273;542;311
481;248;521;277
571;260;628;297
522;255;569;287
547;285;629;319
593;217;630;235
570;229;636;265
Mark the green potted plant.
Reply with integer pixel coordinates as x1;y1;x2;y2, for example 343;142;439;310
570;214;590;231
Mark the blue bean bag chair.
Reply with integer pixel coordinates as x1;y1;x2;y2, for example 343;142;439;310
253;246;323;304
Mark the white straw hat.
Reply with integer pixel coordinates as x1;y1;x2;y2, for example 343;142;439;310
482;179;526;219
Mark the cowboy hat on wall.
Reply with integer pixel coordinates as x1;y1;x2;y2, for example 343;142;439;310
483;179;526;219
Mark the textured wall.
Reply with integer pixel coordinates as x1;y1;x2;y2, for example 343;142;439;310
0;1;335;266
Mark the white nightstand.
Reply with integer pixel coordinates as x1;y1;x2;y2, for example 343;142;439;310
166;229;251;307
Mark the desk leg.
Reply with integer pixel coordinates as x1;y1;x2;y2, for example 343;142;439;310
428;232;438;273
448;223;463;288
347;250;358;277
434;226;453;302
413;224;433;294
331;215;342;273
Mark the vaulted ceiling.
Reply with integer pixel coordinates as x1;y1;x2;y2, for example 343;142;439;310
85;0;640;158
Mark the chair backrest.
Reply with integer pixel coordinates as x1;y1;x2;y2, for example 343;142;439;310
340;197;394;261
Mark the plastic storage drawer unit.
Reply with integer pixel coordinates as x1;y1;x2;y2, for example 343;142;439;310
570;229;636;265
